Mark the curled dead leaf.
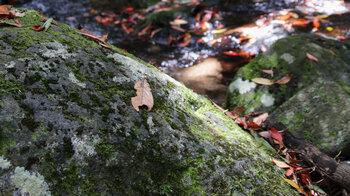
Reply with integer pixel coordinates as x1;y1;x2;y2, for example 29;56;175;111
275;73;292;85
252;112;268;126
251;78;274;85
225;106;244;120
170;19;188;26
131;79;154;112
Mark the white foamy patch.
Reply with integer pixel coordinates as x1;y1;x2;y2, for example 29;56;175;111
261;93;275;107
229;77;257;94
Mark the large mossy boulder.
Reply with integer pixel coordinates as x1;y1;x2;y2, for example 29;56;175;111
225;34;350;157
0;9;297;195
225;34;350;113
271;79;350;157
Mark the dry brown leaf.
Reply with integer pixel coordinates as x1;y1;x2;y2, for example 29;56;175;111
258;131;271;139
0;20;22;27
98;42;112;50
0;5;12;19
282;178;308;196
170;19;188;26
252;112;268;126
306;53;318;62
150;28;162;38
225;106;244;119
131;79;154;112
251;78;274;85
275;73;292;84
272;159;290;168
209;99;226;113
99;32;109;42
77;31;108;43
171;25;186;32
261;69;274;77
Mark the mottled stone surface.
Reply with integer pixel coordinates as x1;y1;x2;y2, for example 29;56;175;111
225;34;350;157
225;34;350;113
0;8;296;195
272;80;350;157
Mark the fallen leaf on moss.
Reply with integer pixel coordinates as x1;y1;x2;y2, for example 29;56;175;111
32;18;54;31
306;53;318;62
225;106;244;120
252;112;268;126
285;168;294;177
272;159;290;168
246;121;261;130
76;26;110;49
0;5;12;19
251;78;274;85
0;20;22;27
275;73;292;84
329;49;336;56
261;69;274;77
131;79;154;112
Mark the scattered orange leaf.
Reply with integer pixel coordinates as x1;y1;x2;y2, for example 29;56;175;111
313;18;320;30
179;37;192;47
290;19;310;26
252;112;268;126
0;5;12;19
306;53;318;62
329;49;336;56
125;7;134;12
0;20;22;27
279;13;291;21
131;79;154;112
223;51;253;58
77;30;108;43
246;121;261;130
235;118;248;129
275;73;292;85
225;106;244;120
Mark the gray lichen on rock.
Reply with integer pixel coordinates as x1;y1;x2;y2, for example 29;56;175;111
0;8;297;195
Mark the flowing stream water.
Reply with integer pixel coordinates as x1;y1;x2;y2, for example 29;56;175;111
9;0;350;104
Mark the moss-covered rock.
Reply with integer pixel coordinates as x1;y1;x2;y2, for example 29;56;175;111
0;8;297;195
225;34;350;113
225;33;350;157
271;79;350;157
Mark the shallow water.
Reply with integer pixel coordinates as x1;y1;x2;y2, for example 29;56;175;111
10;0;350;103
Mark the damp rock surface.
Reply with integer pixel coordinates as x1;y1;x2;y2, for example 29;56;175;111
0;9;297;195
